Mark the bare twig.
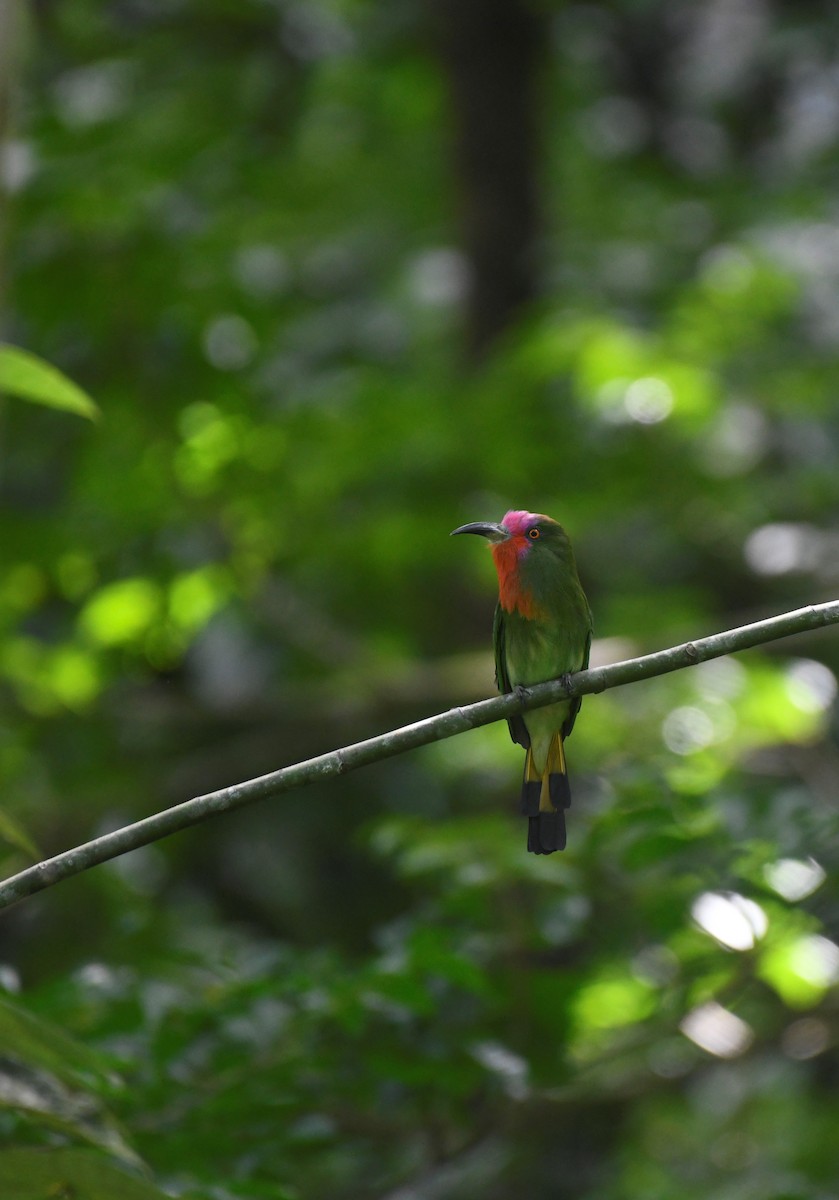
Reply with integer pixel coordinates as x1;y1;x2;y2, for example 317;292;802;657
1;600;837;911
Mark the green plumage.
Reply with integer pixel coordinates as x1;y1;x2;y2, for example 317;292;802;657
452;510;592;854
492;521;592;853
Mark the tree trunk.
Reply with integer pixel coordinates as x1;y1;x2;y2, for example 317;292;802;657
429;0;547;361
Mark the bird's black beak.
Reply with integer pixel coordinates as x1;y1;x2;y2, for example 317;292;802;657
450;521;509;543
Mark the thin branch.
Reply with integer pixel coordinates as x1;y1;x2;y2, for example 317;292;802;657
1;600;838;912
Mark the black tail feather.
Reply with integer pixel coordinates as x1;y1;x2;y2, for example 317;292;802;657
520;734;573;854
525;769;572;855
548;771;572;811
520;779;542;816
527;811;567;854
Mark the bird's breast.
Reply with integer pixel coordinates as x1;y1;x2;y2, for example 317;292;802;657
503;610;585;687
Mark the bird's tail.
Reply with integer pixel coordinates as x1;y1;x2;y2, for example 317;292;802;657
520;734;571;855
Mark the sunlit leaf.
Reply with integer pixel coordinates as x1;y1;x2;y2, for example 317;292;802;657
78;579;162;647
0;345;99;420
574;974;657;1031
759;934;839;1009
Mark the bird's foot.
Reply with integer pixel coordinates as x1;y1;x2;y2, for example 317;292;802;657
559;673;574;694
513;684;531;703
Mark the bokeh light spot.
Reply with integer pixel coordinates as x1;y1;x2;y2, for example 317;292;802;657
680;1002;753;1058
691;892;768;951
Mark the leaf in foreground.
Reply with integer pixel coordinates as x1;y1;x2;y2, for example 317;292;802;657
0;1147;171;1200
0;345;99;420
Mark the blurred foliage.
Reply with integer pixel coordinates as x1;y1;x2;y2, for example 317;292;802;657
3;0;839;1197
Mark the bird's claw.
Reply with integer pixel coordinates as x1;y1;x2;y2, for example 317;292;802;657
559;673;574;693
513;684;530;703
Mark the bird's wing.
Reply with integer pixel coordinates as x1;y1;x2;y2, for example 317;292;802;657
561;626;592;741
493;603;530;749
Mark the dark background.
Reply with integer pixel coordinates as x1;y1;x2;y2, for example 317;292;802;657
3;1;839;1196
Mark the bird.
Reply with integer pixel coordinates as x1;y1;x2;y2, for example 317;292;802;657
451;509;593;854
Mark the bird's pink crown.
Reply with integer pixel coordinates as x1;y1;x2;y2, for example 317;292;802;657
502;510;544;537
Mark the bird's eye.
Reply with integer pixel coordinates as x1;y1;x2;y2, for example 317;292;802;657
528;527;540;539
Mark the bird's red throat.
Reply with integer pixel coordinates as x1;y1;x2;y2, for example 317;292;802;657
491;539;542;619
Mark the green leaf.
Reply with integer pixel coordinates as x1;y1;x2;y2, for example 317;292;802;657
78;578;163;647
0;997;141;1166
0;995;106;1082
0;808;40;860
0;345;100;420
0;1148;169;1200
0;1056;142;1167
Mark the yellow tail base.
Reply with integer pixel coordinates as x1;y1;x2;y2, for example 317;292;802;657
522;733;571;854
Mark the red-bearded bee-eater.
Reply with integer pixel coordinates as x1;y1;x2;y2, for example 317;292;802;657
451;510;593;854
